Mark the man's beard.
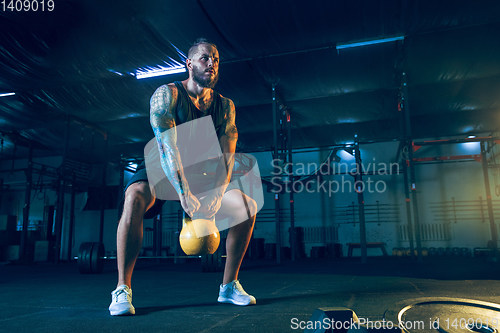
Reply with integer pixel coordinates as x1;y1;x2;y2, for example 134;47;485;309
192;66;219;89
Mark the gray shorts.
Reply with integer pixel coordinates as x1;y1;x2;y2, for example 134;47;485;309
118;161;240;219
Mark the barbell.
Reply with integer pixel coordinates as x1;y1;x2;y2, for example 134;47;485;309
77;241;226;274
78;216;224;274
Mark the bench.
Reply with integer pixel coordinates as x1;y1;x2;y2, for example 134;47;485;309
347;242;388;257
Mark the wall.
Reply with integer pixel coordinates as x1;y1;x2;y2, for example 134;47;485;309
245;138;497;257
1;136;498;260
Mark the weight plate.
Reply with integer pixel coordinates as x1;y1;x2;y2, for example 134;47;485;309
91;242;105;274
91;243;97;274
77;243;87;274
384;297;500;333
78;242;93;274
84;242;93;274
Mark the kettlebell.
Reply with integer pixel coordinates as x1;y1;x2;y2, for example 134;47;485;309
179;212;220;255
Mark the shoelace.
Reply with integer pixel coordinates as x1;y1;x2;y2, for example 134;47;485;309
113;288;131;302
232;281;249;295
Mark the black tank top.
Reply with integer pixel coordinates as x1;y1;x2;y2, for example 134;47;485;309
141;82;229;190
173;81;227;140
171;82;228;174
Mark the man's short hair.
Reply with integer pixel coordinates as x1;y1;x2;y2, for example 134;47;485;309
188;38;217;59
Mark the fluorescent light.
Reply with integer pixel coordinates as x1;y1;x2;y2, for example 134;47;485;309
135;65;186;79
468;135;476;138
0;92;15;97
108;70;124;76
336;36;405;50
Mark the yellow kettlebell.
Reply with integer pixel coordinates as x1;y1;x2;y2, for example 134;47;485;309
179;213;220;255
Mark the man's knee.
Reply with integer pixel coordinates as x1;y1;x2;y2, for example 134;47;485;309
125;182;154;211
245;197;258;218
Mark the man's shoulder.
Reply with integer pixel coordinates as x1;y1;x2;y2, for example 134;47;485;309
153;83;179;94
219;95;235;110
150;83;180;110
167;82;179;89
151;83;179;102
159;82;179;93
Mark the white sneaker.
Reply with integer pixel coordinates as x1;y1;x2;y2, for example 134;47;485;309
109;285;135;316
217;280;256;306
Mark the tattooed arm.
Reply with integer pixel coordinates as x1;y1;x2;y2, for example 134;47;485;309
150;84;200;217
198;97;238;218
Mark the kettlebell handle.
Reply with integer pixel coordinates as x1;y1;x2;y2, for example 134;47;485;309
182;210;215;222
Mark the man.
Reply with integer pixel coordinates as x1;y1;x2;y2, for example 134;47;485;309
109;38;258;316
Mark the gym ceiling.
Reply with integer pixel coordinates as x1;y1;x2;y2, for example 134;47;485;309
1;0;500;164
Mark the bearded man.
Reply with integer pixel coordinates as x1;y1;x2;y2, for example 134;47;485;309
109;38;257;316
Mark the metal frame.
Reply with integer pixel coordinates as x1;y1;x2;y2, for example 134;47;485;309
404;135;500;262
272;85;298;263
0;116;109;264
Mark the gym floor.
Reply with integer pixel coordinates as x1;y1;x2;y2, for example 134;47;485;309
1;256;500;333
